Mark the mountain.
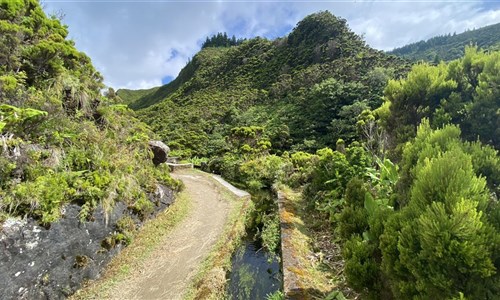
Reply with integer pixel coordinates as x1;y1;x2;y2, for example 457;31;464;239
116;86;159;105
389;22;500;62
121;18;500;300
123;11;409;158
3;3;499;300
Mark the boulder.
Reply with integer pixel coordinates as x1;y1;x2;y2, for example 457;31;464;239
148;140;170;166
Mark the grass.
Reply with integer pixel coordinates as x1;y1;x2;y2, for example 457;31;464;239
70;190;192;299
276;184;338;298
72;169;253;300
183;172;254;300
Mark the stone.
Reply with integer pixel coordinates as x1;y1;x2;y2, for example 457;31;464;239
148;140;170;166
0;184;175;299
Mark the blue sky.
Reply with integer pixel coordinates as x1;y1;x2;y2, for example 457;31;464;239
43;0;500;90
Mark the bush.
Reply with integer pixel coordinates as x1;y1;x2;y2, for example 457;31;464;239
343;236;380;295
380;147;500;299
5;172;69;224
260;213;280;253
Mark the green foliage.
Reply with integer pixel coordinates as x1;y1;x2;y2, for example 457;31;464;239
384;62;457;149
304;144;371;221
131;195;154;220
201;32;245;49
239;155;285;192
378;126;500;299
0;0;179;226
61;9;499;299
390;22;500;62
0;104;47;134
343;236;380;294
337;178;368;240
384;47;500;152
265;290;284;300
332;121;500;298
4;172;69;224
259;213;280;253
126;11;407;160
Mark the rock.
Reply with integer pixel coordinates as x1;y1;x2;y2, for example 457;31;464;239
0;204;123;299
0;183;175;299
148;140;170;166
153;184;175;207
2;144;62;180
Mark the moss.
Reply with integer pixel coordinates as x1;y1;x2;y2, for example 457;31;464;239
116;216;136;233
74;255;90;269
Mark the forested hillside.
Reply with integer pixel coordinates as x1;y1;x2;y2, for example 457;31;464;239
2;2;499;298
389;22;500;62
126;12;409;157
124;11;500;299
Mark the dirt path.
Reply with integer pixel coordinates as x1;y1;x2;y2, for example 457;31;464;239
107;169;237;300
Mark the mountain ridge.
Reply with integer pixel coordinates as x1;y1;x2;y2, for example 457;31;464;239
389;22;500;61
120;11;408;158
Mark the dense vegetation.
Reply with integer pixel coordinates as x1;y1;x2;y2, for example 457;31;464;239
389;22;500;62
2;1;498;297
201;32;245;49
123;11;500;299
129;11;408;158
0;0;179;226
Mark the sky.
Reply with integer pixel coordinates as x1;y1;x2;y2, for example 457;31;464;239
42;0;500;90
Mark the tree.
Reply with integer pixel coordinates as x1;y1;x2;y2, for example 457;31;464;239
379;123;500;299
466;50;500;148
381;148;500;299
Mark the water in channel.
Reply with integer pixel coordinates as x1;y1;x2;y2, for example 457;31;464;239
227;236;282;299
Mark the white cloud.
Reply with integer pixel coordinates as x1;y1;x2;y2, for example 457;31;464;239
43;1;500;90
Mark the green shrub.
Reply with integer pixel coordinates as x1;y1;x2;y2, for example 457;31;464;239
381;148;500;299
343;236;380;295
116;215;136;233
5;172;69;224
265;290;284;300
260;213;280;253
131;195;154;220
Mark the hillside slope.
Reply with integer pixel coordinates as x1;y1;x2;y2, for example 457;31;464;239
116;86;159;105
389;22;500;62
127;11;408;158
0;0;180;297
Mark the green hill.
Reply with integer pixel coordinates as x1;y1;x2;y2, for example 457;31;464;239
127;11;409;158
3;3;500;300
389;22;500;62
116;86;159;105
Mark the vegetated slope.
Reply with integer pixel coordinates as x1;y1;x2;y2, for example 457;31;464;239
389;22;500;62
123;10;500;299
1;0;181;296
120;33;245;110
116;86;159;105
0;0;179;226
121;57;200;110
128;11;408;158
